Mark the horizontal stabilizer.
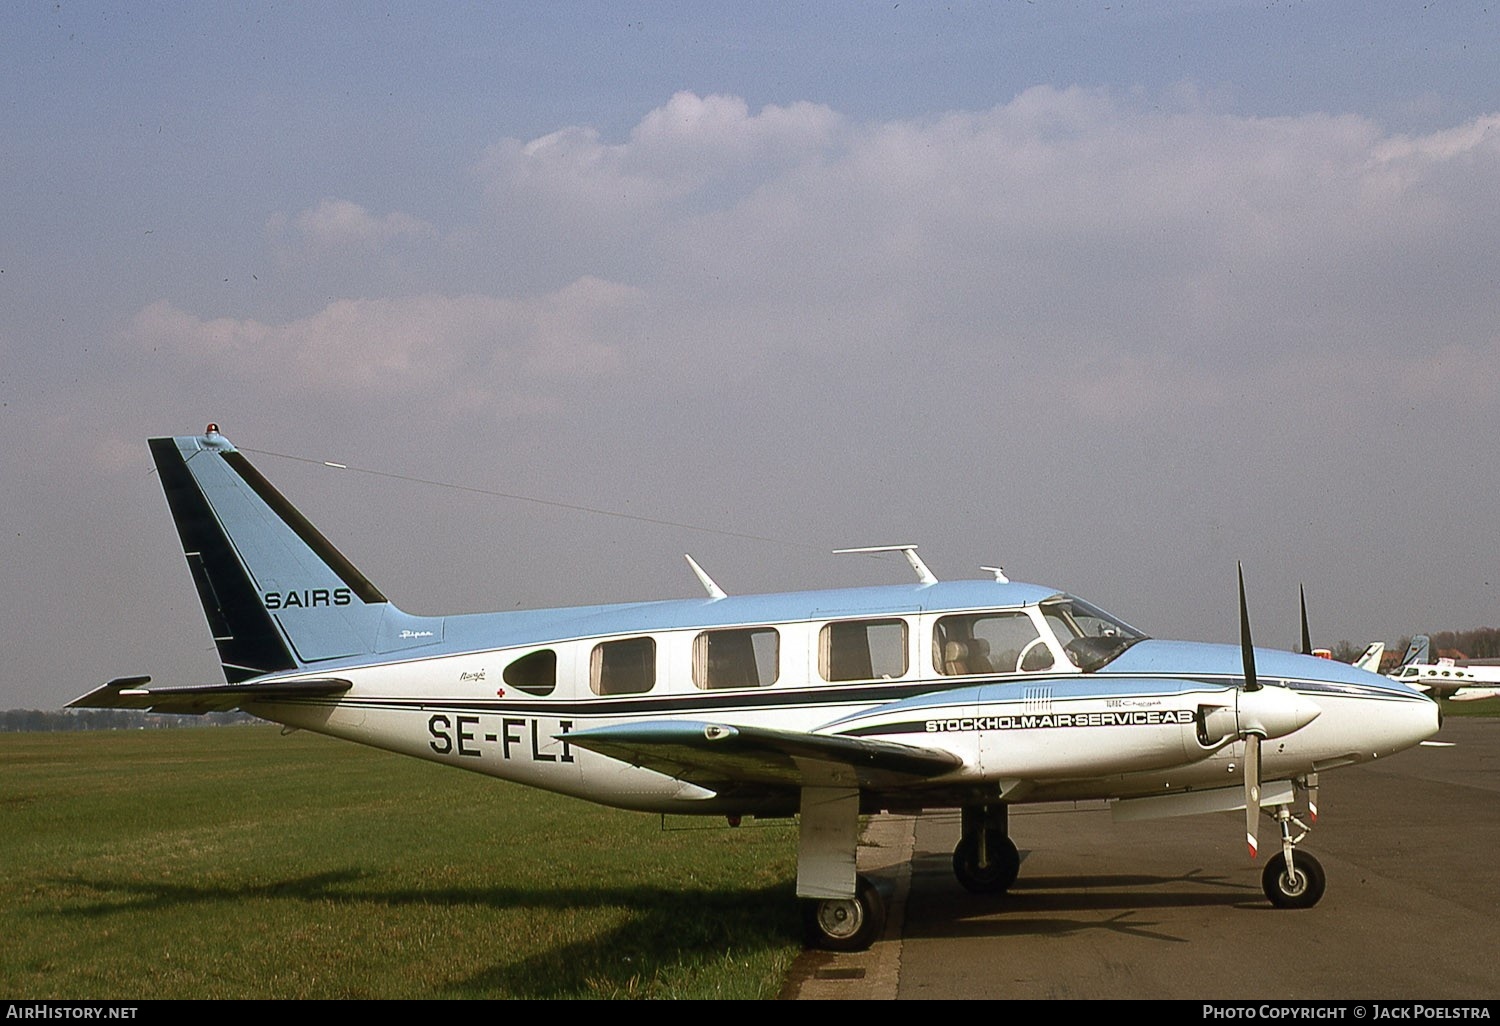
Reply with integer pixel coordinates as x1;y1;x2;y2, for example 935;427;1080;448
69;675;351;715
563;720;963;791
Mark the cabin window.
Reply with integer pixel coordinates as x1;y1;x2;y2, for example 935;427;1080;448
934;612;1051;674
819;619;908;682
590;637;656;696
503;649;557;696
693;628;779;690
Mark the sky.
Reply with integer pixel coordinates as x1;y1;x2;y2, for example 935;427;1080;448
4;2;1499;709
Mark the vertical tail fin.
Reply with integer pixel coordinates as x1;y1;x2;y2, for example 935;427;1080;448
1352;642;1385;673
151;428;438;681
1398;635;1430;669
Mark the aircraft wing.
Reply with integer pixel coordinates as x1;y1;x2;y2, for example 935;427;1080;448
69;675;352;715
562;720;964;792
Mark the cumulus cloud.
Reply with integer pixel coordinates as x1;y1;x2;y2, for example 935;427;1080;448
134;90;1500;431
266;199;437;269
469;90;1500;405
122;277;641;407
475;91;843;230
296;198;434;246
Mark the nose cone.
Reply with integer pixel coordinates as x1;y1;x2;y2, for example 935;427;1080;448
1408;693;1443;751
1328;680;1442;761
1240;685;1322;739
1288;654;1441;758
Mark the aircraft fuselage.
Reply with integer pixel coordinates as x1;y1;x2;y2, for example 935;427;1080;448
239;592;1437;816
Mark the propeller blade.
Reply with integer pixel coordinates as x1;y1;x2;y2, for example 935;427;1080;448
1300;584;1312;656
1244;731;1262;858
1306;771;1319;823
1239;564;1264;859
1238;563;1260;691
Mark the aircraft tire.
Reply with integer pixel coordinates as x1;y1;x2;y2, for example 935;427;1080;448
952;832;1020;893
802;874;885;952
1262;851;1326;909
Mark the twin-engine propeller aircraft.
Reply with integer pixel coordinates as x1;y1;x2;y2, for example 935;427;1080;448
73;428;1441;951
1390;636;1500;702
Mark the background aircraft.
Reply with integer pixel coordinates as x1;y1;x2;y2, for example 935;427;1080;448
1390;636;1500;702
1352;642;1385;673
73;429;1441;950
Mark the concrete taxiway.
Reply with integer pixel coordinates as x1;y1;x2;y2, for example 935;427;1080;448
784;714;1500;1000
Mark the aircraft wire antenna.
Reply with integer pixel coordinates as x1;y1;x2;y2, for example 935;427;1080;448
239;446;824;553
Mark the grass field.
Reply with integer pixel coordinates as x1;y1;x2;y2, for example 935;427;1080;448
0;726;803;999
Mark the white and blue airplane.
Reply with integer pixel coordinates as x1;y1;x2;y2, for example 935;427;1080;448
72;427;1441;951
1390;635;1500;702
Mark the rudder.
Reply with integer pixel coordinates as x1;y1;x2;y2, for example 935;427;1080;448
151;427;437;680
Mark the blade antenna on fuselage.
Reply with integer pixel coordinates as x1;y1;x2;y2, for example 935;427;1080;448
684;554;727;599
833;545;937;585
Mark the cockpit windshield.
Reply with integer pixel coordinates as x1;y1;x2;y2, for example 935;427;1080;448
1042;596;1148;672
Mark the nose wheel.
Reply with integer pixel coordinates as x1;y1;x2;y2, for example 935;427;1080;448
1262;850;1325;908
1259;802;1326;908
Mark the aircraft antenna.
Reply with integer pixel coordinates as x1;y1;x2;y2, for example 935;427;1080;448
684;554;727;599
238;446;824;552
980;565;1009;583
833;545;937;584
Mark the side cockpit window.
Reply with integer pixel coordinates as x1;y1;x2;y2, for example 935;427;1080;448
820;619;908;682
503;649;557;696
591;637;656;696
693;628;779;689
934;612;1052;675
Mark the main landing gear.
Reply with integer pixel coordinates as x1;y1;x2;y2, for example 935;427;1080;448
1260;802;1326;909
796;785;888;952
802;803;1019;950
801;874;886;952
952;804;1020;894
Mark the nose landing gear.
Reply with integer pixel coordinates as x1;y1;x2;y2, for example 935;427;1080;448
1261;802;1326;908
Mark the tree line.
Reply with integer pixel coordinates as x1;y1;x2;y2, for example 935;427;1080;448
1427;627;1500;661
0;708;255;732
